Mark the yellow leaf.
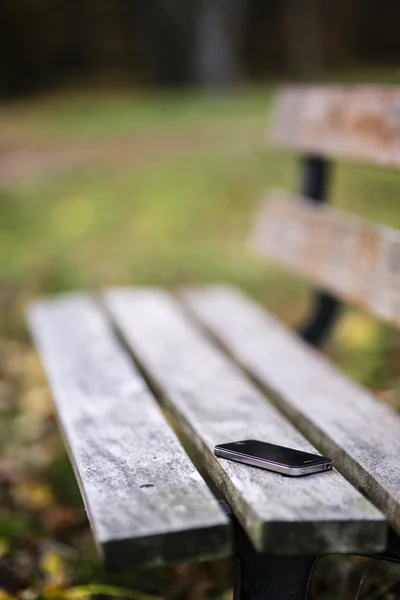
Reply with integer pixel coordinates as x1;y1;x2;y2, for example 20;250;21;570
13;481;54;510
0;592;18;600
334;311;378;351
66;585;160;600
41;551;66;579
43;585;67;600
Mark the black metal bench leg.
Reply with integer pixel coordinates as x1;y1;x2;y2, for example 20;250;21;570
299;291;341;347
234;553;318;600
218;501;319;600
297;155;342;348
233;523;318;600
372;527;400;563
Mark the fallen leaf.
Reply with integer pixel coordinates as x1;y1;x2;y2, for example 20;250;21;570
66;585;160;600
20;387;53;417
25;352;46;386
12;481;54;511
42;506;77;534
334;311;379;351
0;591;18;600
43;584;67;600
41;551;66;581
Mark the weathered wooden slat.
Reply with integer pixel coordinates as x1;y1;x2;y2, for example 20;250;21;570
105;288;386;556
272;86;400;167
251;191;400;329
27;295;230;570
182;285;400;537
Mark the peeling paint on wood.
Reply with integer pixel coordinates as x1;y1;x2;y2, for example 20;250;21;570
272;86;400;167
182;285;400;537
27;295;230;570
106;288;386;556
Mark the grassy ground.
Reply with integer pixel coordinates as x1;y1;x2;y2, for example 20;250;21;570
1;84;400;599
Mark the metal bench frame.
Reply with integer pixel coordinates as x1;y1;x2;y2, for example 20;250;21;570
298;156;341;346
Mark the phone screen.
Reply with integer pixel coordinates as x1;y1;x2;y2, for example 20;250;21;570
216;440;330;467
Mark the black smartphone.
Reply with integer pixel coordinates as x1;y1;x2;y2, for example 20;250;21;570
214;440;333;476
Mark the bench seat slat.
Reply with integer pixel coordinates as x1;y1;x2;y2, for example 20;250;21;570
105;288;385;556
28;295;230;570
252;192;400;329
182;285;400;537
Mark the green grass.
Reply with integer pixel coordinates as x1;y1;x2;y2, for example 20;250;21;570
1;86;273;141
3;86;400;385
1;150;289;286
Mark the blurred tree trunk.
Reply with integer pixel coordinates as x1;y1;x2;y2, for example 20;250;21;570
193;0;245;86
320;0;360;68
120;0;245;87
282;0;323;78
120;0;197;86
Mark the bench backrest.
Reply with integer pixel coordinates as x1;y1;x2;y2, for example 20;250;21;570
253;86;400;330
253;191;400;329
272;86;400;167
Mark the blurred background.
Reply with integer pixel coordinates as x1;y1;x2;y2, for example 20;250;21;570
2;1;400;599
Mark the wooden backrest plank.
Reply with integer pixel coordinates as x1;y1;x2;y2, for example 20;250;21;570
181;285;400;536
105;288;386;556
27;295;230;570
251;191;400;328
272;86;400;167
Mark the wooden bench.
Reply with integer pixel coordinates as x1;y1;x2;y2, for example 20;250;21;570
27;86;400;600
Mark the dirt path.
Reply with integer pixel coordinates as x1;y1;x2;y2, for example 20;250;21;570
0;122;260;185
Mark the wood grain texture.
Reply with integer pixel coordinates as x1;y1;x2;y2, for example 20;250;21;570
252;191;400;329
182;285;400;537
272;86;400;167
105;288;386;556
27;295;230;570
